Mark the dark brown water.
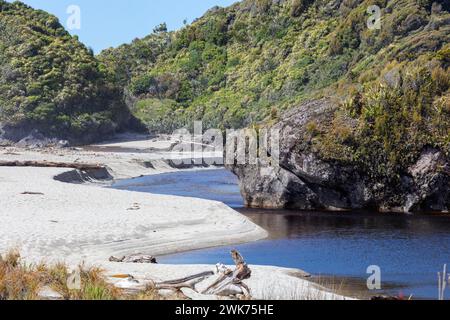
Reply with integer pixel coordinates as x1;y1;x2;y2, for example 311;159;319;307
112;169;450;300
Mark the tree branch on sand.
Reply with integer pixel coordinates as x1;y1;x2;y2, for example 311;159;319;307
0;160;104;170
154;250;252;299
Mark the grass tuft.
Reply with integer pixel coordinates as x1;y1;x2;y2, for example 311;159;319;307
0;250;164;300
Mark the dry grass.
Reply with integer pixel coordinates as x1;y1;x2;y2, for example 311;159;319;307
0;249;42;300
133;283;164;300
0;250;166;300
48;263;123;300
131;283;187;300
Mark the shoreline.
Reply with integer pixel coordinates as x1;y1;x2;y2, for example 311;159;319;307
0;136;354;300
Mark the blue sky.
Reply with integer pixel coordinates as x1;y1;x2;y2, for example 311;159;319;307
12;0;237;53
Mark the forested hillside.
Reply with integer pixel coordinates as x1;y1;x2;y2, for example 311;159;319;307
99;0;449;137
0;0;140;144
1;0;448;153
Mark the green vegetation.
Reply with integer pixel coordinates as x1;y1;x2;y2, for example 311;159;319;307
99;0;449;136
1;0;448;172
0;1;138;143
0;249;167;300
99;0;449;185
314;50;449;187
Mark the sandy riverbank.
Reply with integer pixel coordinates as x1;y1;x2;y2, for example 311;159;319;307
0;135;353;300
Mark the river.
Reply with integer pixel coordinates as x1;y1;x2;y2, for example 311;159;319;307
112;168;450;300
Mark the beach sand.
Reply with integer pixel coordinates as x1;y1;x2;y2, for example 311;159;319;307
0;136;353;300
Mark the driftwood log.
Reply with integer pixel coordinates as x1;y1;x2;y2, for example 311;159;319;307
0;160;104;170
202;250;251;296
109;254;157;264
156;272;214;291
154;250;252;298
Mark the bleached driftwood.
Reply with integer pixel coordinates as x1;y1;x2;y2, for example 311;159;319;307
154;250;252;298
0;160;104;170
202;250;251;296
154;271;215;291
157;271;215;286
109;254;157;264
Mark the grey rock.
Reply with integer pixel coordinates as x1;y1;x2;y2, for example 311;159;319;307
228;99;449;213
406;147;450;212
383;68;402;88
0;124;71;148
399;14;427;35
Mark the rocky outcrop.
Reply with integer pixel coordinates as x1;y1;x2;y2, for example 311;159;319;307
0;124;70;148
0;114;147;147
229;99;450;213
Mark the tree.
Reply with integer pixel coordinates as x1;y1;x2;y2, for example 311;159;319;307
153;23;168;34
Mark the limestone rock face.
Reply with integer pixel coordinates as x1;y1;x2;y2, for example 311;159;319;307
229;99;449;213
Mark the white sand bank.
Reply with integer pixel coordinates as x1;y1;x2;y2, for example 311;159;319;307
0;166;266;265
0;139;354;300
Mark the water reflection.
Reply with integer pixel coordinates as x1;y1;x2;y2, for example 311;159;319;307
111;169;450;299
242;209;450;240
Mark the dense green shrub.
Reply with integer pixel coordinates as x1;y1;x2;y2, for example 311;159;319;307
317;59;450;182
0;0;136;143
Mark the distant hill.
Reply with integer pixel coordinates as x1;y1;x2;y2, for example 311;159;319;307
0;1;141;144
